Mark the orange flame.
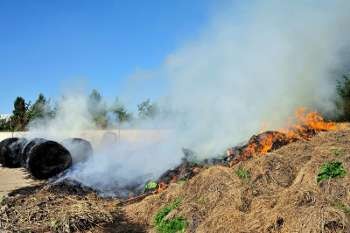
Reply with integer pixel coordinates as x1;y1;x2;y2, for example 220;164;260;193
227;108;336;164
295;108;336;131
156;182;168;193
280;108;336;140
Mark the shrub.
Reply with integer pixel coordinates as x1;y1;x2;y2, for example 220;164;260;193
317;161;347;183
154;198;187;233
236;166;251;181
144;181;158;191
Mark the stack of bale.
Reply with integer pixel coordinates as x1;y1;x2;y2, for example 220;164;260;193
0;137;93;179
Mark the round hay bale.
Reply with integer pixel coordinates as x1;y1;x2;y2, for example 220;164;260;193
0;137;27;168
20;138;47;167
61;138;93;164
27;140;72;179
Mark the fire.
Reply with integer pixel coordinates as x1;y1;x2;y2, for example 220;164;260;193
156;182;168;193
155;108;337;193
226;108;336;165
280;108;336;140
294;108;336;131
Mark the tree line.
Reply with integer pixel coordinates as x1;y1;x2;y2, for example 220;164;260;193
0;89;158;131
3;76;350;132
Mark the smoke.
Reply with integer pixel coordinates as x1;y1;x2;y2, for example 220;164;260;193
29;1;350;196
157;0;350;156
28;91;179;196
28;91;94;140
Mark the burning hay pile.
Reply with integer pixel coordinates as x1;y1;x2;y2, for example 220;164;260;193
154;109;336;192
225;109;336;165
124;123;350;233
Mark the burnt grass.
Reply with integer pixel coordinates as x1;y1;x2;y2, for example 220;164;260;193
1;123;350;232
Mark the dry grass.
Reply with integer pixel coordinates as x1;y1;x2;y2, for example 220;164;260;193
0;181;119;232
124;123;350;232
2;124;350;232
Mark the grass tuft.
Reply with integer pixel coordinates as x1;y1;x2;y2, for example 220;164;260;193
154;198;187;233
235;166;251;181
317;161;347;183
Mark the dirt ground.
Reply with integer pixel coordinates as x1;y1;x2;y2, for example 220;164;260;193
0;167;38;197
1;124;350;232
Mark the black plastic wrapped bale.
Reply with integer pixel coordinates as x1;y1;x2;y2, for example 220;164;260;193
0;137;27;168
26;140;72;179
20;138;47;167
61;138;93;164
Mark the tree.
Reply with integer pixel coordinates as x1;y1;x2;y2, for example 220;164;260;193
137;99;158;119
88;89;108;128
111;98;132;123
88;89;102;107
11;96;29;130
0;118;10;131
28;94;47;120
336;75;350;120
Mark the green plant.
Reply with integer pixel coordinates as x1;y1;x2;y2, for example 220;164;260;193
145;181;158;191
317;161;347;183
236;166;251;181
154;198;187;233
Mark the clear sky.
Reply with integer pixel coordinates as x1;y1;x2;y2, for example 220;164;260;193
0;0;216;113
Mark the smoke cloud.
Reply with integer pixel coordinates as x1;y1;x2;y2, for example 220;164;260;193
159;0;350;156
29;1;350;196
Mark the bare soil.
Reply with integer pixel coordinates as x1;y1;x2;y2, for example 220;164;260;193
0;167;39;197
2;124;350;232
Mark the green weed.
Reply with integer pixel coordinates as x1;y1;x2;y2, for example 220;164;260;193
317;161;347;183
144;181;158;191
154;198;187;233
236;166;251;181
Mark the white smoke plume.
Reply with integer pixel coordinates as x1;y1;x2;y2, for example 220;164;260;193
29;1;350;195
158;0;350;156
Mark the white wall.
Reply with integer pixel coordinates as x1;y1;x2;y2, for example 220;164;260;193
0;129;168;148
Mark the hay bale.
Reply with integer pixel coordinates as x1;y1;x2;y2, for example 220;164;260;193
0;137;27;168
61;138;93;164
20;138;47;167
26;140;72;179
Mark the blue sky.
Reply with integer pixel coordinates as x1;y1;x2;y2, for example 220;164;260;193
0;0;218;113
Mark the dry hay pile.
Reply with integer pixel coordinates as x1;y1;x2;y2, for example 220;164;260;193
124;124;350;233
0;181;119;233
